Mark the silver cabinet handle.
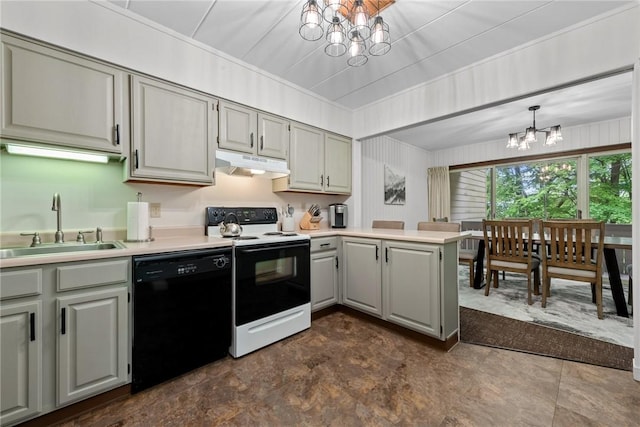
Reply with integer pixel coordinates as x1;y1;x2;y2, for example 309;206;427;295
250;132;254;148
260;135;264;151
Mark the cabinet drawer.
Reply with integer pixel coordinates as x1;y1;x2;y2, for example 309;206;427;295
311;237;338;252
0;268;42;300
56;259;129;291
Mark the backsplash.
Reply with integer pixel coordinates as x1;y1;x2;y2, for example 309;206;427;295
0;152;349;240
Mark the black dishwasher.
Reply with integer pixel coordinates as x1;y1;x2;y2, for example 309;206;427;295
132;248;231;393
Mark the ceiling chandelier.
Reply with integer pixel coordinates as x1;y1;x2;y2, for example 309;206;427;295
507;105;563;150
299;0;392;67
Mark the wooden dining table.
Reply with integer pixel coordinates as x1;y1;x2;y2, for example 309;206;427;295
466;230;632;317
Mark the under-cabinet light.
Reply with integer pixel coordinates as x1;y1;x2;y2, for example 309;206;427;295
5;144;109;163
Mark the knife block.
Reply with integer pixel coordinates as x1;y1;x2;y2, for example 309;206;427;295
299;212;320;230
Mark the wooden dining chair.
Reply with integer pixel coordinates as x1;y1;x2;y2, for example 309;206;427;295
482;219;540;305
539;220;605;319
417;221;477;287
372;220;404;230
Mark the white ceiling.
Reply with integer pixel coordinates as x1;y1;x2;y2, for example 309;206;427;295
108;0;634;150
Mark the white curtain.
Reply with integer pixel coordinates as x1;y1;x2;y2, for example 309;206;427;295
428;166;450;220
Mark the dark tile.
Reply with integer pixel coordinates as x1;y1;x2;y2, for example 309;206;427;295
52;311;640;427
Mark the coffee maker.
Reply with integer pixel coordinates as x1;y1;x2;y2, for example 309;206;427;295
329;203;348;228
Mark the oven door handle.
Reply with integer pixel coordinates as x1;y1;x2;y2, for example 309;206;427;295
236;242;309;254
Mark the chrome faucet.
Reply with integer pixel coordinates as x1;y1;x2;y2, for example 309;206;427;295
52;193;64;243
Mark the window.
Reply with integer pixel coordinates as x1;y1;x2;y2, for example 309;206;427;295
588;153;632;223
493;159;577;219
450;150;631;224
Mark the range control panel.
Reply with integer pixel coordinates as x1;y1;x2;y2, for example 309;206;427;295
205;207;278;226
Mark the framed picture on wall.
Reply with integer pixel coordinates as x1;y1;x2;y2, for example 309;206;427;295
384;165;405;205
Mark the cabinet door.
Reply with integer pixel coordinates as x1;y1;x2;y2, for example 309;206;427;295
218;101;257;154
130;75;216;184
258;112;288;160
383;241;440;337
289;123;324;191
57;287;128;406
310;249;339;311
1;35;125;153
342;238;382;316
1;301;41;425
324;133;351;194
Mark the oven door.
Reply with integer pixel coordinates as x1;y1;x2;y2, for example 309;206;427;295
234;240;310;326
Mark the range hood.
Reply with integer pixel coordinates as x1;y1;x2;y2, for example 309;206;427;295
215;149;289;178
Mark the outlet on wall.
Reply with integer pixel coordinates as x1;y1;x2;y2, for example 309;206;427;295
150;203;161;218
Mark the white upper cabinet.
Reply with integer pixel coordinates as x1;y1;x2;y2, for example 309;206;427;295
324;133;352;194
287;122;325;191
1;34;126;154
129;75;217;185
258;112;289;160
273;122;351;195
218;101;288;160
218;101;257;154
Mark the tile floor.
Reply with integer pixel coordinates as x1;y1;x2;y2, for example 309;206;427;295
56;311;639;427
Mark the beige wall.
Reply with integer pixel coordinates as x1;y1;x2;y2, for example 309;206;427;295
359;136;429;230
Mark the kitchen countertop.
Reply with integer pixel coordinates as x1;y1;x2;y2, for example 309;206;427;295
0;228;469;269
0;236;233;268
300;227;470;245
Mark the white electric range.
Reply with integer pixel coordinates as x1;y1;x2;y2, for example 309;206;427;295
205;207;311;357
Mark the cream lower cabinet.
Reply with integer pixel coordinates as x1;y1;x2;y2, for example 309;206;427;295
383;241;440;336
129;75;217;185
1;34;126;154
310;237;340;311
342;237;382;316
57;287;128;406
0;300;42;426
341;237;459;341
0;258;130;426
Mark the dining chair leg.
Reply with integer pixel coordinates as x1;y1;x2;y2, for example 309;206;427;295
493;270;499;288
484;271;492;296
533;268;541;296
527;275;532;305
541;277;550;308
596;281;603;319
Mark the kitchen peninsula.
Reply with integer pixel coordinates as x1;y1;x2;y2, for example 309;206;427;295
304;227;467;344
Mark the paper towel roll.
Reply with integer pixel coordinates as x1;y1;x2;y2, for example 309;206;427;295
127;202;150;241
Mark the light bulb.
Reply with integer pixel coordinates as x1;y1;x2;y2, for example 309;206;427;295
371;17;384;43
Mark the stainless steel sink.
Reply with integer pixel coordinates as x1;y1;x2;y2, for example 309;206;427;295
0;242;126;259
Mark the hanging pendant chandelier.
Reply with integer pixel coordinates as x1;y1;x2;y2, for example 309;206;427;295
507;105;563;151
299;0;393;67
